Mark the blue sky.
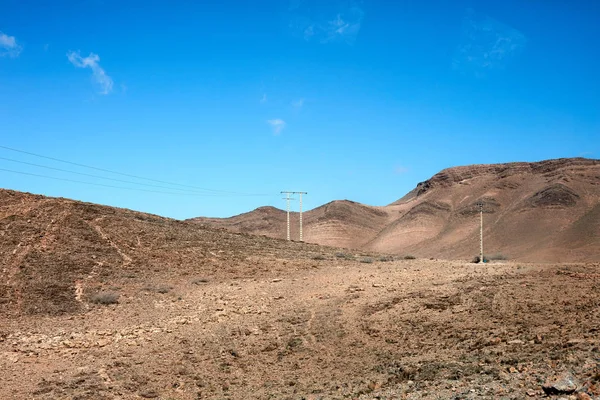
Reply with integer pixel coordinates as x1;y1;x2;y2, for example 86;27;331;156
0;0;598;219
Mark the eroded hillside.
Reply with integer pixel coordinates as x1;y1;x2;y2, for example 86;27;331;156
191;158;600;262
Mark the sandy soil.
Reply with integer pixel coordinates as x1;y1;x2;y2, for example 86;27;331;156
2;257;599;399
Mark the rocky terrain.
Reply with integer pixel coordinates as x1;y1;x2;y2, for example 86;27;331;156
1;188;599;399
190;158;600;263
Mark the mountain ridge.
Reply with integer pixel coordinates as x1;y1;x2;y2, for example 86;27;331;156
190;157;600;262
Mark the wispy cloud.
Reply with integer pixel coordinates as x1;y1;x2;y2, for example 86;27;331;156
394;166;409;175
260;93;267;104
288;0;304;11
267;119;286;135
0;32;22;58
289;0;364;45
292;98;305;109
67;51;114;95
453;9;526;76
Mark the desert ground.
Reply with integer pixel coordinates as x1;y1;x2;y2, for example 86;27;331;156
2;253;599;399
0;178;599;399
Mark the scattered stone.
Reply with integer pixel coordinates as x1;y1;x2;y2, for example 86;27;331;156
542;371;579;395
534;334;543;344
271;278;282;283
576;392;592;400
98;368;111;382
139;390;159;398
507;339;524;345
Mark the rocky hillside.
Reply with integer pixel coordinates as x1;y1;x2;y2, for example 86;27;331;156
0;189;339;317
190;158;600;262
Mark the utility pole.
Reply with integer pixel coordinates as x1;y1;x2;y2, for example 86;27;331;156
281;192;295;241
281;191;307;241
476;201;484;263
298;192;307;242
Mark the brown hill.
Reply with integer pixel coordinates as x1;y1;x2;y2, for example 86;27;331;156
2;187;600;399
0;189;335;317
190;200;390;249
190;158;600;262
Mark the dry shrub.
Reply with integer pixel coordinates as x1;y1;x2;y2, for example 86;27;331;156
90;291;119;305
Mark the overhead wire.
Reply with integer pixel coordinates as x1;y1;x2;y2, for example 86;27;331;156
0;167;217;196
0;144;271;197
0;156;222;194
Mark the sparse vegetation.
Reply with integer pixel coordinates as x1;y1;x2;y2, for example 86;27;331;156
404;255;416;260
359;257;374;264
378;255;394;262
335;252;354;260
488;253;508;261
312;254;326;260
191;278;209;285
90;291;119;305
142;285;173;294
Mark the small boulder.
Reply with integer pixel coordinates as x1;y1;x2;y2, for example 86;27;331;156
139;390;159;398
542;371;579;395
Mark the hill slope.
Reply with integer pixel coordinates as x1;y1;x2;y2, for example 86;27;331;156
190;200;391;249
0;189;335;317
190;158;600;262
1;186;600;399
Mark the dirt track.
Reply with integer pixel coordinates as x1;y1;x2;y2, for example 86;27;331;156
2;258;599;399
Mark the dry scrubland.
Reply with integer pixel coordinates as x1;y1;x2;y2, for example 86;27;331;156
2;257;600;399
0;185;599;399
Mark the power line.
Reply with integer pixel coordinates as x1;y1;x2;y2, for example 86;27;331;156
0;144;269;196
0;156;221;194
0;167;215;196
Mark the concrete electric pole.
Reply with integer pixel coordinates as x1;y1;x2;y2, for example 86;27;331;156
281;192;295;241
298;192;307;242
476;201;484;263
281;191;307;241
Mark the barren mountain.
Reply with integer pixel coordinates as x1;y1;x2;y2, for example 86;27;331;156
2;188;600;399
190;158;600;262
191;200;389;249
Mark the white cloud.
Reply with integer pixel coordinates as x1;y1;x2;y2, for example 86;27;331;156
322;13;363;44
292;98;305;109
267;119;286;135
67;51;114;95
304;25;315;40
453;9;527;76
0;32;22;58
394;166;409;175
289;0;304;11
289;0;364;45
